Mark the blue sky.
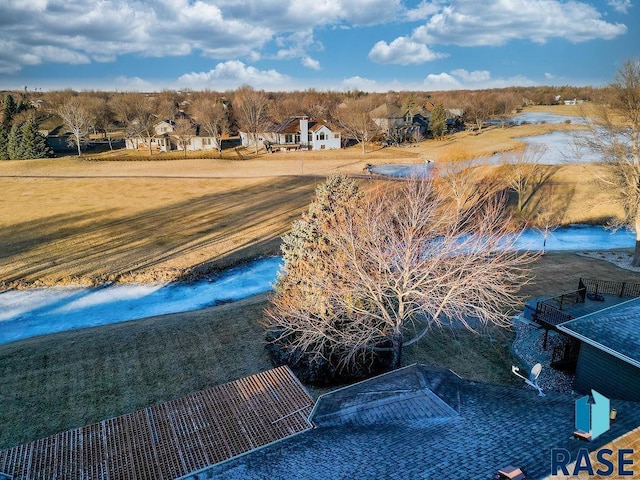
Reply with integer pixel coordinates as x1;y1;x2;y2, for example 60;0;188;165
0;0;637;92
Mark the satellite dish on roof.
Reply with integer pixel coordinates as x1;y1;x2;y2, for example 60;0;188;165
511;363;545;397
529;363;542;382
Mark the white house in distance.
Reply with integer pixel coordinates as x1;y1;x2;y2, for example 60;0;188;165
125;120;220;153
240;116;341;152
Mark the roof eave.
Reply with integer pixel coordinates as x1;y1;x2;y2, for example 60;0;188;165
558;324;640;369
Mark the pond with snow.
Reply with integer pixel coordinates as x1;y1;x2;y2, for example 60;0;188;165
0;225;634;346
370;111;596;177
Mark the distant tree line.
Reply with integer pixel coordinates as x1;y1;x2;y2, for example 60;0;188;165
0;82;613;160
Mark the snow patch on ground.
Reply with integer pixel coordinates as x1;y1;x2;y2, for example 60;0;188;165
0;257;282;346
0;227;634;345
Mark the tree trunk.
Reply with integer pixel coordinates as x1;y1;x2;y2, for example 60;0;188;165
76;135;81;157
361;140;366;155
390;333;403;370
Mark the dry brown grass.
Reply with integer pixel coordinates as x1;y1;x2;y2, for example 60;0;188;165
482;163;625;225
0;104;627;288
0;174;318;288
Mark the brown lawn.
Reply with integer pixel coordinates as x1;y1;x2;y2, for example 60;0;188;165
0;104;622;288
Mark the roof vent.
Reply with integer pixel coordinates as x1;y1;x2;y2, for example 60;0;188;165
496;465;526;479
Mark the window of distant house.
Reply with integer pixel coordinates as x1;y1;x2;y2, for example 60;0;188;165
308;133;313;142
285;134;293;143
320;145;326;149
334;134;340;139
318;132;326;140
204;138;211;145
295;134;300;143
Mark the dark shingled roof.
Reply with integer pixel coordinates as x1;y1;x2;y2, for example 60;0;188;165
272;117;333;135
559;297;640;368
193;365;640;480
0;366;313;480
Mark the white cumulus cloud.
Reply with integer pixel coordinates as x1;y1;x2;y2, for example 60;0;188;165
302;57;321;70
114;76;154;90
450;69;491;83
411;0;626;46
423;69;536;90
178;60;289;89
368;37;446;65
0;0;404;74
423;72;461;90
341;76;380;91
607;0;632;13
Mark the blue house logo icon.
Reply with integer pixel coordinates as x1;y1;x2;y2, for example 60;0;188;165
575;390;610;440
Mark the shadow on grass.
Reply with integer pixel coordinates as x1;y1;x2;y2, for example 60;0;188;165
0;293;273;450
0;177;317;287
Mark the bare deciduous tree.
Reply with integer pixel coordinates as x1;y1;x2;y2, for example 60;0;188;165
463;92;494;131
577;59;640;265
333;96;380;154
433;159;504;216
84;95;116;150
234;86;271;155
173;118;196;158
191;97;228;157
265;177;534;371
56;97;92;157
524;184;567;254
494;92;521;128
129;94;159;156
502;145;549;213
111;93;139;145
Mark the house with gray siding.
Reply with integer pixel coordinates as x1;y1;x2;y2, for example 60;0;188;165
558;297;640;402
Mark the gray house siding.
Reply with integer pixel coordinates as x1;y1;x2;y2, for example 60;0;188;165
574;343;640;401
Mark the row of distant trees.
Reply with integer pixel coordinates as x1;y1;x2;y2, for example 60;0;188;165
0;83;605;159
